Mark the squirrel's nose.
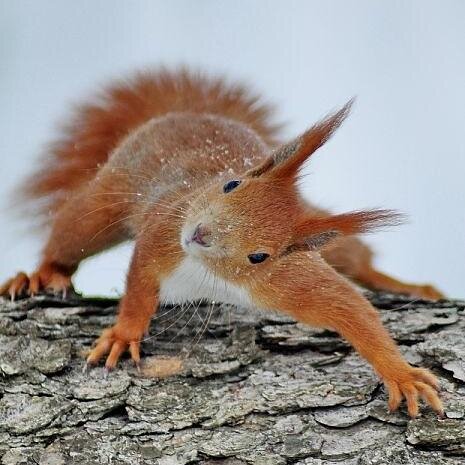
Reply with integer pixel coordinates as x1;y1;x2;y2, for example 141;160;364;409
191;223;212;247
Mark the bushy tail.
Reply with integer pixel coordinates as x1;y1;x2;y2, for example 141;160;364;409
23;68;280;217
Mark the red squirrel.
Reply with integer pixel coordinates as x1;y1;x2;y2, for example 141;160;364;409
1;69;444;417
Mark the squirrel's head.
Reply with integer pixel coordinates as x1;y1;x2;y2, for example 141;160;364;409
181;100;399;282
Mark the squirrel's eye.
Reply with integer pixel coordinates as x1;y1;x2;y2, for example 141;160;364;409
248;253;270;264
223;180;241;193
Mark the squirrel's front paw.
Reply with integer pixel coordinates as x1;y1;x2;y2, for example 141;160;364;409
86;324;142;371
384;366;443;418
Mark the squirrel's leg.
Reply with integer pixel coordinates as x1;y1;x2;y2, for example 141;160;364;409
86;244;159;370
1;183;130;299
354;267;444;301
254;253;443;417
321;236;444;300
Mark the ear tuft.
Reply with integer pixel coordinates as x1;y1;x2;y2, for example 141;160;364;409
286;209;404;254
249;99;355;179
286;231;339;254
298;209;404;237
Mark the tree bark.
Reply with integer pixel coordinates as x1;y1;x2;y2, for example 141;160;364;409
0;292;464;464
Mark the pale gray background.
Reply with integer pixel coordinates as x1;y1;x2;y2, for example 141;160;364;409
1;1;463;297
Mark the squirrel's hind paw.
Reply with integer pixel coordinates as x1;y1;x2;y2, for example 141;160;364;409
414;284;444;301
0;272;29;301
0;265;72;300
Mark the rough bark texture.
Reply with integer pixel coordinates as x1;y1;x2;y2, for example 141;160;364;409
0;291;464;464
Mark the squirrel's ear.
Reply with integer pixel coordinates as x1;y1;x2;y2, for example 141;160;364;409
247;99;354;179
285;209;403;254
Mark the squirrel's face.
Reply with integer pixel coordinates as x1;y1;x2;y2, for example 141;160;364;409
178;100;392;283
181;176;299;280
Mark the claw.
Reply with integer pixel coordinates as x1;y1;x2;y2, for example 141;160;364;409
82;362;89;374
103;366;112;379
134;360;141;374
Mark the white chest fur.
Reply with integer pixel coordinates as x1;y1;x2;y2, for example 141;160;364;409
159;256;255;308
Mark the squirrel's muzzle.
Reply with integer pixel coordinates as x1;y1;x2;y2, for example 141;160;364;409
190;223;212;247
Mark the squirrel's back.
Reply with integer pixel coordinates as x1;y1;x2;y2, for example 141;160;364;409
25;68;280;217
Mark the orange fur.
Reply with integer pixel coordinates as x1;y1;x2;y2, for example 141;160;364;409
2;68;444;416
23;68;279;219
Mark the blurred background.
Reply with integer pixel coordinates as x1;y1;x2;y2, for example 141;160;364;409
0;0;463;297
